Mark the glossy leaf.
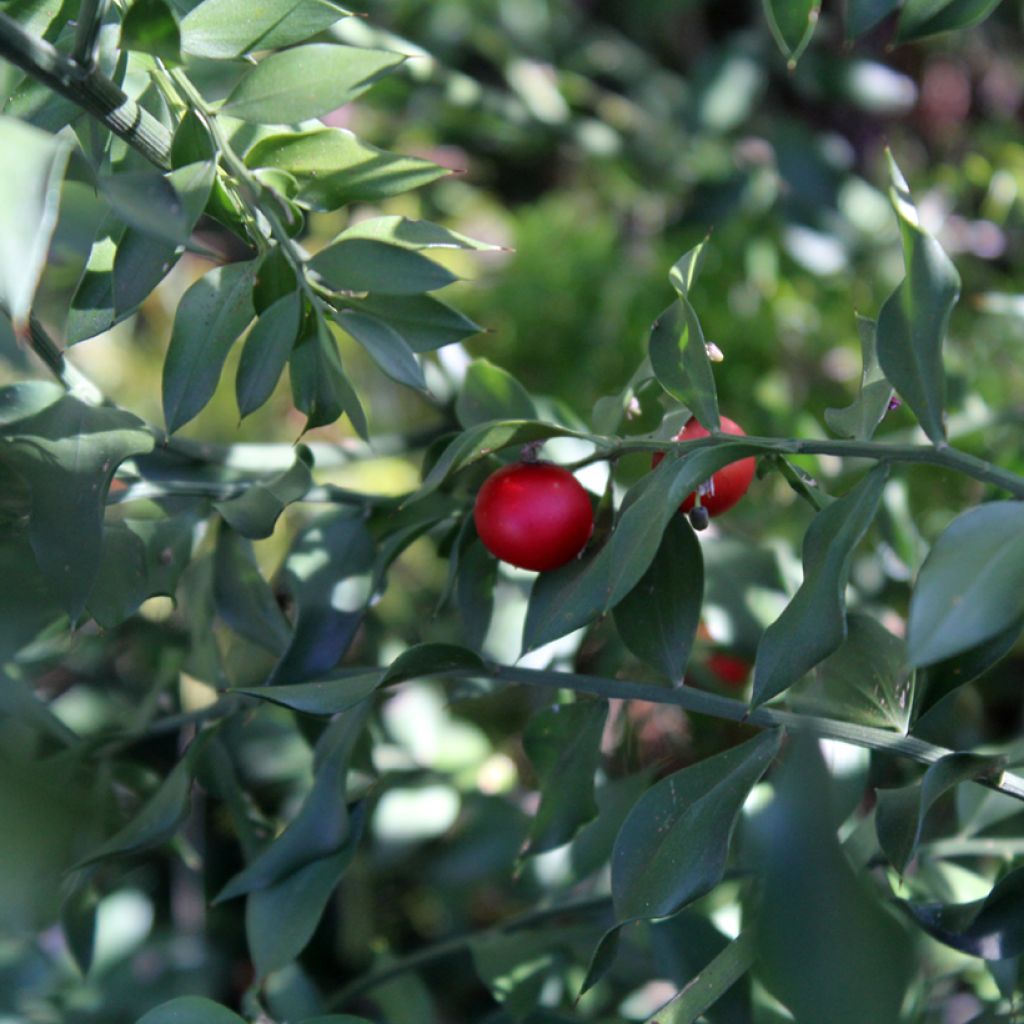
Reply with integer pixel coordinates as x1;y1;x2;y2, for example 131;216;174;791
455;359;537;429
289;313;367;436
235;291;303;418
763;0;821;65
825;316;894;441
121;0;181;63
876;753;1004;875
220;44;403;124
337;215;499;252
382;642;487;684
354;293;482;352
239;670;384;716
335;310;427;391
896;0;1003;42
876;151;961;444
310;239;456;295
244;128;446;210
752;463;888;707
522;701;608;856
215;445;313;538
786;613;912;731
181;0;350;58
0;383;154;620
613;515;703;682
907;502;1024;667
0;116;73;326
137;997;245;1024
163;261;257;433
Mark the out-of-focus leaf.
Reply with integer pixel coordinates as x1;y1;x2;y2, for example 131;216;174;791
907;502;1024;667
825;316;894;440
876;151;960;445
235;291;303;418
289;313;367;436
220;44;403;124
244;129;446;210
455;358;536;429
752;463;888;707
59;875;99;975
455;538;497;651
755;736;914;1024
876;753;1005;875
896;0;1003;42
846;0;900;36
0;116;73;327
335;310;427;391
163;261;256;433
310;239;456;295
355;293;482;352
763;0;821;66
137;996;245;1024
382;642;486;683
181;0;350;57
522;701;608;856
337;215;499;251
100;170;190;246
0;383;154;621
0;534;65;661
121;0;181;63
215;445;312;538
786;613;912;731
614;515;703;682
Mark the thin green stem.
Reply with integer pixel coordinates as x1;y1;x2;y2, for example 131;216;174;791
0;11;172;168
72;0;109;68
28;316;106;405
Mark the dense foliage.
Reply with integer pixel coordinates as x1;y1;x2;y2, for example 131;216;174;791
2;1;1024;1022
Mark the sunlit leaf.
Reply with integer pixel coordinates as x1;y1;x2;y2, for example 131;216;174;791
825;316;894;441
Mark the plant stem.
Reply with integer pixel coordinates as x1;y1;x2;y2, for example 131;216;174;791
28;316;106;405
0;11;172;168
72;0;109;68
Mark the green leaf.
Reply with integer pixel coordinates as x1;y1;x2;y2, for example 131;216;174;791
612;729;781;921
121;0;181;63
235;291;303;418
876;753;1005;875
0;384;154;621
137;996;245;1024
213;524;292;655
896;0;1003;42
310;239;456;295
846;0;900;36
171;109;215;167
762;0;821;66
825;316;894;440
78;735;209;867
289;313;367;436
649;241;719;430
337;215;499;252
354;293;482;352
181;0;351;58
455;538;497;651
335;310;427;391
786;613;913;731
0;534;65;662
100;170;190;246
163;261;257;433
876;151;961;445
244;129;446;210
522;701;608;856
752;463;888;707
215;445;313;538
613;515;703;682
456;359;537;429
0;116;73;327
754;736;914;1024
239;669;383;715
382;642;486;683
220;44;403;124
906;502;1024;667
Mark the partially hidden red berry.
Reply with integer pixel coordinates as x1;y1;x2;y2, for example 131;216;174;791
473;462;594;572
707;652;751;688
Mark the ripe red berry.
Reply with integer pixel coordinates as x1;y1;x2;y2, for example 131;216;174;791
473;462;594;572
653;415;755;518
707;652;751;688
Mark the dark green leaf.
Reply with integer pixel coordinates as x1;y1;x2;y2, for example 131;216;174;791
825;316;894;441
137;996;245;1024
163;261;257;433
752;463;888;707
907;502;1024;667
846;0;900;36
235;291;303;418
311;239;456;296
289;313;367;436
220;44;403;124
762;0;821;65
215;445;312;538
522;701;608;856
876;753;1004;875
455;538;497;650
456;359;536;429
876;151;961;445
253;245;299;313
613;515;703;682
121;0;181;63
0;533;65;662
0;115;73;326
181;0;351;58
354;293;482;352
244;128;446;210
100;170;190;246
335;310;426;391
171;109;214;167
382;642;486;684
239;669;383;716
60;876;99;975
896;0;1003;42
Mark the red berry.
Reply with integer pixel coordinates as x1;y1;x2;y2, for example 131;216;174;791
653;415;755;517
473;462;594;572
707;652;751;688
